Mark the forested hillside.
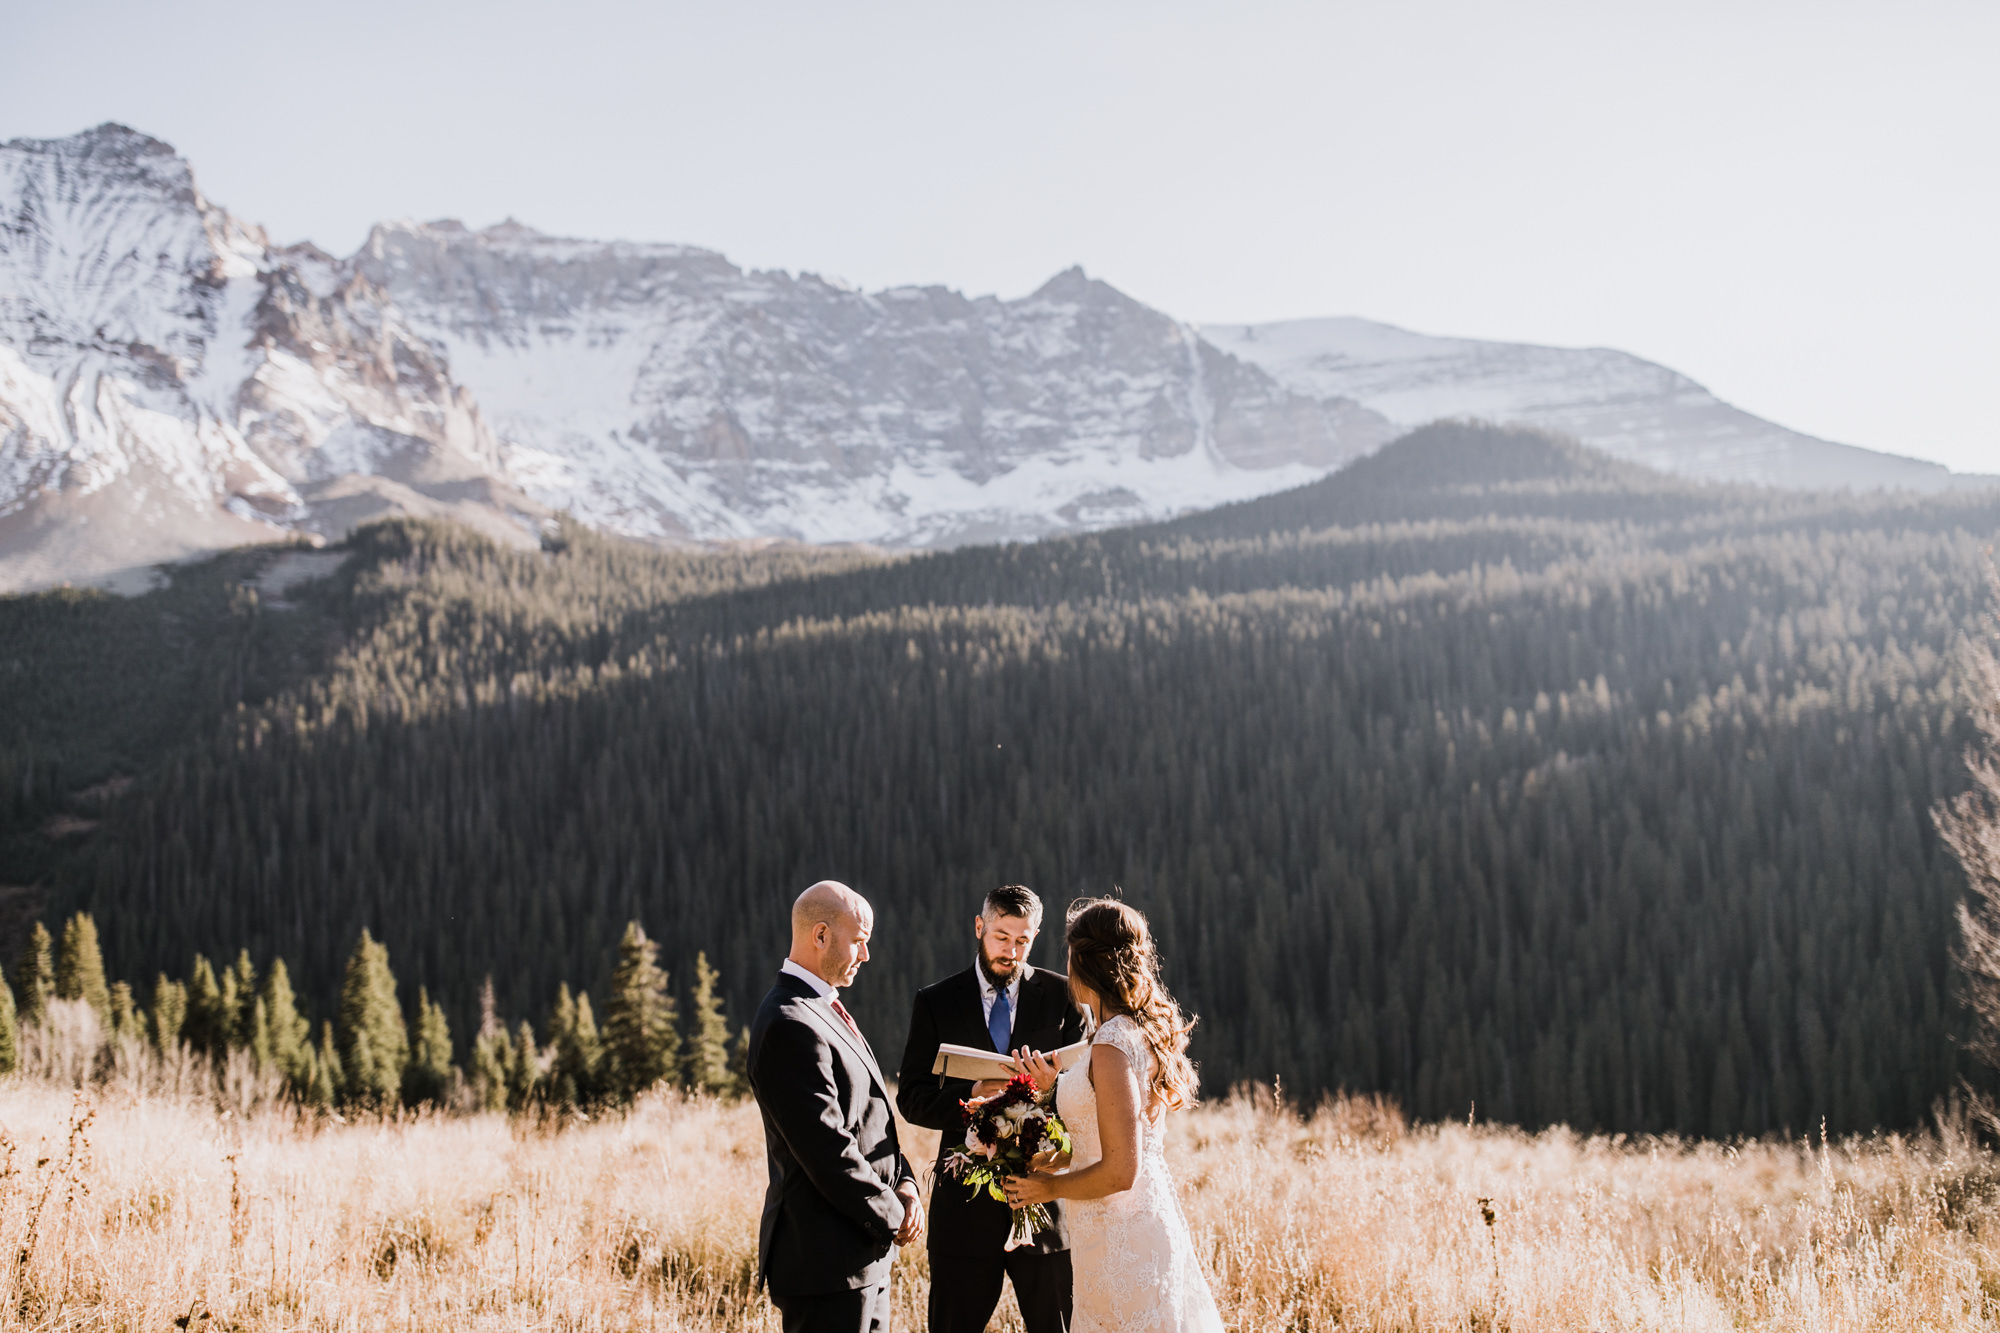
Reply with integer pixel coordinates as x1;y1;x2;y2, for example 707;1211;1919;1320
3;422;1996;1136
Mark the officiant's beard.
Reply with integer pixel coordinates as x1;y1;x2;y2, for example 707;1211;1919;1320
977;946;1028;990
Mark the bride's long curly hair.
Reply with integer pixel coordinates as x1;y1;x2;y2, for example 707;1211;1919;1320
1064;898;1199;1113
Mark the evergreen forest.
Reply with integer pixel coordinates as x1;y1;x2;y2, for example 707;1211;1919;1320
3;421;1997;1137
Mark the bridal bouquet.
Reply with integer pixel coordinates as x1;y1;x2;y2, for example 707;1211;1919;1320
942;1072;1072;1250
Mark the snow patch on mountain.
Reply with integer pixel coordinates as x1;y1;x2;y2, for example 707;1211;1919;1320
353;222;1379;547
0;126;551;589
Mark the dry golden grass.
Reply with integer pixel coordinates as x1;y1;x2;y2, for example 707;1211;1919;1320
2;1074;1999;1331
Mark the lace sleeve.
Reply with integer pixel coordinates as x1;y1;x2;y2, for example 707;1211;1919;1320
1092;1015;1152;1079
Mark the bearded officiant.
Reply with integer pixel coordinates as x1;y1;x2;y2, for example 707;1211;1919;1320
897;884;1088;1333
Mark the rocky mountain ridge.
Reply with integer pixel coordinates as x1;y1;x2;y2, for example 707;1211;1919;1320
1;124;1984;591
1202;318;1979;492
350;218;1380;548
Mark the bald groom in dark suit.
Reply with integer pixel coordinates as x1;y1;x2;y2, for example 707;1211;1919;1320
749;881;925;1333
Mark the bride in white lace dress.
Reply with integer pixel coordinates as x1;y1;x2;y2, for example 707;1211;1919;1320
1005;899;1224;1333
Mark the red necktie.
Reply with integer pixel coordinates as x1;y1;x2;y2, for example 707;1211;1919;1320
830;998;862;1038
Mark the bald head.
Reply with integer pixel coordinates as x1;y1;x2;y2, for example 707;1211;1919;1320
788;880;875;988
793;880;864;935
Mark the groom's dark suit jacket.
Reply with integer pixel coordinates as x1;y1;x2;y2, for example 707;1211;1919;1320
747;970;917;1295
895;965;1087;1257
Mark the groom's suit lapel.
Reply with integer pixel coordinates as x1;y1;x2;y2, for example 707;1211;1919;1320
782;973;892;1096
831;1003;893;1095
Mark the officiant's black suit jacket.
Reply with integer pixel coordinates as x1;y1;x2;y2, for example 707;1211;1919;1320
895;965;1087;1257
747;970;917;1295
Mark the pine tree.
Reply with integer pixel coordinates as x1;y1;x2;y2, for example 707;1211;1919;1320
470;978;511;1113
309;1020;342;1108
184;955;225;1055
249;996;272;1069
508;1020;542;1111
54;912;111;1027
604;921;678;1101
0;975;16;1074
729;1027;751;1095
224;950;258;1050
683;951;737;1097
257;958;313;1092
403;987;455;1107
150;974;189;1052
12;922;53;1028
547;983;605;1108
336;930;409;1108
107;981;138;1042
471;1033;511;1113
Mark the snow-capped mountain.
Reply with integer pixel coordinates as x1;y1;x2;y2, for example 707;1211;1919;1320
0;124;552;591
347;221;1382;547
0;125;1386;589
1;125;1986;592
1202;318;1980;491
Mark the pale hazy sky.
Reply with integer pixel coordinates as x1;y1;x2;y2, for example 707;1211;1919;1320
4;0;1995;474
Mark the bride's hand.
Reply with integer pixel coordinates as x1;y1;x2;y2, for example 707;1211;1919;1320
1029;1148;1071;1172
1014;1047;1059;1094
1004;1172;1060;1207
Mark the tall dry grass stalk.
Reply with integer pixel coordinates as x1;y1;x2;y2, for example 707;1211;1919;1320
0;1076;1997;1330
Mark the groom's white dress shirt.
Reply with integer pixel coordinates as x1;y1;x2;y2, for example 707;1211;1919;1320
781;957;837;1000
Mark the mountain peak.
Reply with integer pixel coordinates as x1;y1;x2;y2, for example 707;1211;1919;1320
1348;420;1664;490
480;217;545;242
1029;264;1101;301
6;121;172;154
3;123;186;178
1;122;203;218
363;217;605;259
76;121;173;151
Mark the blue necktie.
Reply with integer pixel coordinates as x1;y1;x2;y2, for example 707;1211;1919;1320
988;985;1012;1053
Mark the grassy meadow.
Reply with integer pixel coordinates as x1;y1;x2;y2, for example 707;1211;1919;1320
3;1067;1999;1332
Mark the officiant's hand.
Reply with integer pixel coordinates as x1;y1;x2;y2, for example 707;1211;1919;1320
968;1079;1011;1101
893;1182;925;1246
1015;1047;1059;1094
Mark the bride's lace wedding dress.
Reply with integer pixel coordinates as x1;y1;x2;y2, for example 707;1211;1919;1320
1055;1015;1225;1333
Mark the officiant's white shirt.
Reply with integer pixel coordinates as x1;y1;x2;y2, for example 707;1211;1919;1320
781;957;837;999
977;966;1025;1029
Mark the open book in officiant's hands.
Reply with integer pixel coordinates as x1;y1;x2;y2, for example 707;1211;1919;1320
931;1039;1091;1084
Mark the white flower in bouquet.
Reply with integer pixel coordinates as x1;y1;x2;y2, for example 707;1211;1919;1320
944;1080;1075;1254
